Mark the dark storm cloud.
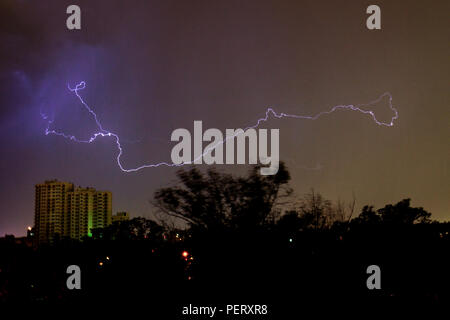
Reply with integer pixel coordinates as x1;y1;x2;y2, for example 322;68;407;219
0;0;449;236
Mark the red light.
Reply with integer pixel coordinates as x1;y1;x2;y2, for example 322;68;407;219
182;251;189;258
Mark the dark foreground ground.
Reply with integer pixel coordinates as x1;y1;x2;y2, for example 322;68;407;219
1;223;449;317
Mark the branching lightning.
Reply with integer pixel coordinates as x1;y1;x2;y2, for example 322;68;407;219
42;81;398;172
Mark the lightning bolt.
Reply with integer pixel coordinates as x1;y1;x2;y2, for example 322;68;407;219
42;81;398;172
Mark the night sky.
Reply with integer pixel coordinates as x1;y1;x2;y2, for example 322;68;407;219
1;0;448;236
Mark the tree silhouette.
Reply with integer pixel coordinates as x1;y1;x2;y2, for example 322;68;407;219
91;217;164;241
378;198;431;224
277;189;355;232
298;189;333;230
351;205;381;225
351;198;432;226
153;163;292;231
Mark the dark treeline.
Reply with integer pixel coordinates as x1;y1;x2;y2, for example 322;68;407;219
1;163;449;314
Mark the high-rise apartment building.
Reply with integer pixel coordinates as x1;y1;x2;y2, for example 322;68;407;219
68;188;112;240
35;180;73;244
92;191;112;229
35;180;112;244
